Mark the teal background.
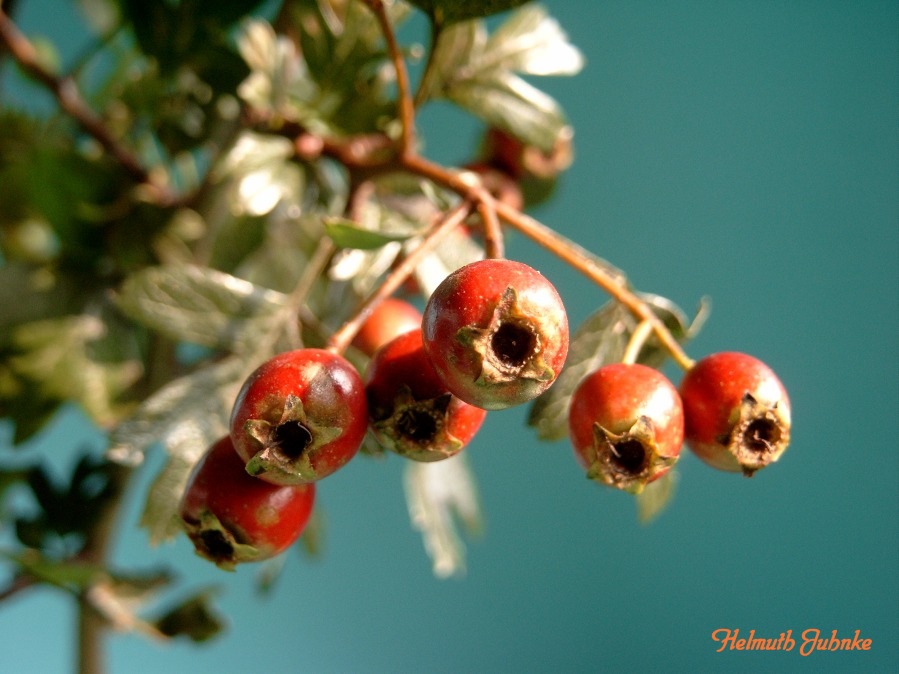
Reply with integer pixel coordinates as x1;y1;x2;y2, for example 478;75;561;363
2;1;897;672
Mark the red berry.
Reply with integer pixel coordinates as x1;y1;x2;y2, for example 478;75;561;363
365;330;487;461
679;352;791;476
422;259;569;410
179;435;316;570
568;363;684;493
230;348;368;485
351;297;422;357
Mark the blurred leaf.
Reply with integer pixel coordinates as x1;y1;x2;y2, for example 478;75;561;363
116;264;288;353
153;587;226;643
635;469;678;524
324;217;413;250
528;294;707;441
528;302;631;441
236;20;323;127
13;454;120;552
407;0;532;24
3;549;103;592
422;5;583;151
634;293;710;369
214;131;304;216
403;453;482;579
6;315;142;428
108;356;242;468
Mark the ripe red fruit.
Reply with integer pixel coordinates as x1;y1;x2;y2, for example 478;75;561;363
230;348;368;485
365;330;487;461
679;351;791;476
351;297;422;357
179;435;316;570
568;363;684;493
422;259;569;410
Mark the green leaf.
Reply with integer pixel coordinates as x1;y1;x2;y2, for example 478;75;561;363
423;5;583;151
153;588;226;643
324;218;413;250
116;264;288;353
6;315;142;428
634;293;710;369
635;469;678;524
407;0;533;25
3;549;103;592
528;302;631;441
403;453;482;579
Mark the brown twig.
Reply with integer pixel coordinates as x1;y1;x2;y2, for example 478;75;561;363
362;0;416;157
0;9;165;198
326;200;472;354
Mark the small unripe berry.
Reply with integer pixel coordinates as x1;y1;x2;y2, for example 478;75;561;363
568;363;684;493
422;259;569;410
351;297;422;357
365;330;486;461
230;348;368;485
679;352;791;476
179;436;316;570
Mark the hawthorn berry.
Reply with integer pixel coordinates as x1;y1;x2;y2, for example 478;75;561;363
422;259;569;410
351;297;422;357
365;330;487;461
230;348;367;485
568;363;684;493
179;435;316;570
679;352;791;476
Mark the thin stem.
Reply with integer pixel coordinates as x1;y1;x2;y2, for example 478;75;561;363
477;199;505;259
492;201;696;371
326;200;472;354
364;0;416;157
0;9;164;197
399;155;695;370
621;320;653;366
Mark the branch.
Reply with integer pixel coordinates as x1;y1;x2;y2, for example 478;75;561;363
0;9;165;197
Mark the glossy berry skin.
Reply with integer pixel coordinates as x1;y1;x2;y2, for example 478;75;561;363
365;330;487;461
230;348;367;485
568;363;684;493
179;436;316;570
351;297;422;357
679;352;791;476
422;259;569;410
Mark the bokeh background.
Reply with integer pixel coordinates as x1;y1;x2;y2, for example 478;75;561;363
1;1;897;672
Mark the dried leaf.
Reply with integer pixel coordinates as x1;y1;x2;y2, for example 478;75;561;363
403;453;482;579
635;469;678;524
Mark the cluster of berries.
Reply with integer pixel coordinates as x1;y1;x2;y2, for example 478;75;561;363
179;258;790;569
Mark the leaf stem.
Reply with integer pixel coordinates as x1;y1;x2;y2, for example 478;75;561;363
364;0;417;157
326;200;472;355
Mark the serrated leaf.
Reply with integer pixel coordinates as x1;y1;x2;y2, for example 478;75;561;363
108;357;242;468
7;315;142;428
408;0;532;24
423;5;583;150
116;264;287;353
403;453;482;579
528;303;631;441
325;218;413;250
635;469;678;524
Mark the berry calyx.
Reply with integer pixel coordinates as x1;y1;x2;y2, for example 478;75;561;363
365;330;487;461
679;351;791;476
229;348;368;485
568;363;684;493
351;297;422;357
422;259;569;410
179;436;316;570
